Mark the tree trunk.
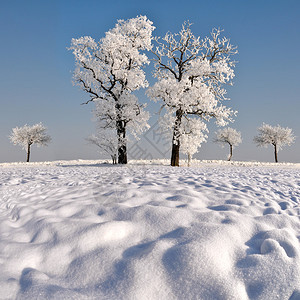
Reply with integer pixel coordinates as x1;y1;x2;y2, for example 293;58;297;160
171;143;180;167
187;153;191;167
26;143;31;162
111;155;117;164
116;120;127;164
170;110;182;167
274;144;278;163
228;144;233;161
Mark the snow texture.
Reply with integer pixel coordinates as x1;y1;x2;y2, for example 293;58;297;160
1;160;300;299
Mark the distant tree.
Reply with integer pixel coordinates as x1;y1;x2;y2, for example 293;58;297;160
86;131;117;164
254;123;295;163
69;16;154;164
147;21;237;166
180;118;208;166
214;127;242;161
9;123;51;162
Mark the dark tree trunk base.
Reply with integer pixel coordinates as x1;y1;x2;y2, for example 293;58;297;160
170;110;182;167
171;143;180;166
26;144;31;162
116;120;127;164
228;144;233;161
274;144;278;163
118;145;127;164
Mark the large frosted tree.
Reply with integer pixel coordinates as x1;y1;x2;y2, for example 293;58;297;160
9;123;51;162
147;22;237;166
254;123;295;163
69;16;154;164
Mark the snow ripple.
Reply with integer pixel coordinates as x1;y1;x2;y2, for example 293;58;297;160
0;162;300;299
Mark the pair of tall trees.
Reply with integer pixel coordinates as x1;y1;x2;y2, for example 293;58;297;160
70;16;237;166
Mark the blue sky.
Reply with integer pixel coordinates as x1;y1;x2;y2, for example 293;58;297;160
0;0;299;163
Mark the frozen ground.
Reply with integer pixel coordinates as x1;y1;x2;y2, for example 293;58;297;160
1;160;300;299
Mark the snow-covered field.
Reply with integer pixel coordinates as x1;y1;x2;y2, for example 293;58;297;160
1;160;300;299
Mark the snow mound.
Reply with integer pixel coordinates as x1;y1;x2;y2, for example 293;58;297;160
1;163;300;299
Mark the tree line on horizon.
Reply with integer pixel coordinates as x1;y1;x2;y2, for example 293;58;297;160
9;122;295;164
8;16;296;165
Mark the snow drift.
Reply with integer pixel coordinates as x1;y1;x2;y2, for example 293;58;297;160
0;160;300;299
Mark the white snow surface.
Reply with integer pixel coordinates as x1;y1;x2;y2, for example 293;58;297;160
1;160;300;299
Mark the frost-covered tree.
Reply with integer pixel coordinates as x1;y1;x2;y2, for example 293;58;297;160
86;131;118;164
180;118;208;166
214;127;242;161
9;123;51;162
147;22;237;166
254;123;295;163
69;16;154;164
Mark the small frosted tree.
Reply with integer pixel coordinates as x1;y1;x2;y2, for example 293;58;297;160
9;123;51;162
214;127;242;161
254;123;295;163
86;131;118;164
180;118;208;166
69;16;154;164
147;21;237;166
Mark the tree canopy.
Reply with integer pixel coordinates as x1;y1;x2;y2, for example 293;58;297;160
10;123;51;162
147;22;237;166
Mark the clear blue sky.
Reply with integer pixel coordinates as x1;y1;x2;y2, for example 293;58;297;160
0;0;299;163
